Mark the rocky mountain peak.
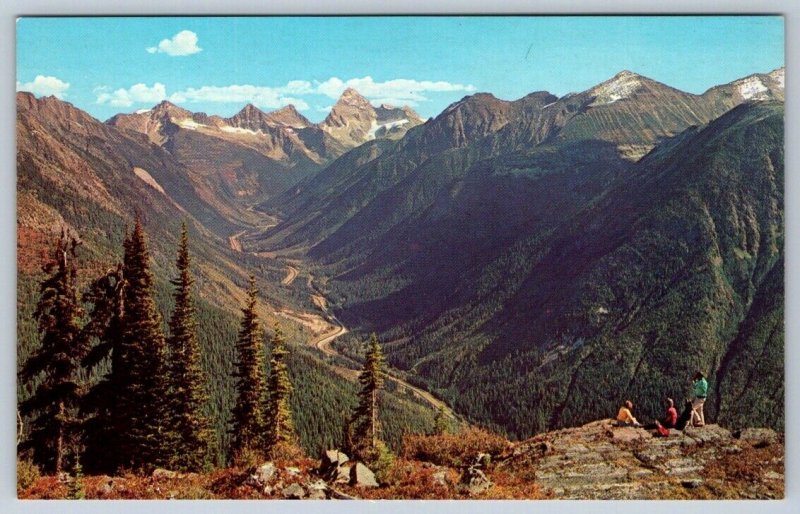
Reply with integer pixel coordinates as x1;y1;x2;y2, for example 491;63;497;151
151;100;192;119
264;104;312;128
238;103;264;116
336;87;372;108
590;71;648;105
232;103;267;121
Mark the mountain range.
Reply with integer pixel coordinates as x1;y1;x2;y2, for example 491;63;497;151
17;66;785;447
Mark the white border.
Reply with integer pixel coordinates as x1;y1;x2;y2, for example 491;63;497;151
2;2;796;514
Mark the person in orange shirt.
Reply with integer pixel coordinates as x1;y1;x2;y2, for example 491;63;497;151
616;400;641;427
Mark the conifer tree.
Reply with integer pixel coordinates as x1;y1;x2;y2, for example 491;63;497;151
347;334;385;458
82;217;170;473
229;276;267;463
19;233;87;474
433;406;450;435
116;217;171;471
165;223;215;471
68;457;86;500
265;322;297;455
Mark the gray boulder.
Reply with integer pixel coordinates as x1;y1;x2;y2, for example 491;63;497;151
306;480;328;500
250;462;277;486
350;462;379;488
282;483;306;499
319;450;351;483
321;449;349;470
461;466;492;496
332;464;351;484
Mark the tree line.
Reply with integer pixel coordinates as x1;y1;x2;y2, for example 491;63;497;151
18;218;389;476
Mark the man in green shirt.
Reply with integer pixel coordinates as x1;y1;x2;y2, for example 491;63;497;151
690;371;708;427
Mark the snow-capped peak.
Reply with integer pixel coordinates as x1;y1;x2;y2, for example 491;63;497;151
590;71;643;105
737;76;769;100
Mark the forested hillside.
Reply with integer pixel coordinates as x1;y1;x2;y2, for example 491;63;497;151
322;102;784;438
16;92;438;468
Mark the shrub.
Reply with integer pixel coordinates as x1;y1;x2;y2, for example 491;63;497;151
17;459;40;493
362;440;395;484
268;440;305;462
403;427;510;467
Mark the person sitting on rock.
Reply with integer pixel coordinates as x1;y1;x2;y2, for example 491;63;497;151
616;400;641;427
658;398;678;429
690;371;708;427
643;398;679;431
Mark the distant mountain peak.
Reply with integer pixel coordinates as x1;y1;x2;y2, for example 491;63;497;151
334;87;372;109
590;71;647;105
613;69;640;79
264;104;311;128
149;100;193;120
236;103;266;117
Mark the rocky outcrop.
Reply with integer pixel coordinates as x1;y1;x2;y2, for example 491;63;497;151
500;420;784;499
319;449;350;483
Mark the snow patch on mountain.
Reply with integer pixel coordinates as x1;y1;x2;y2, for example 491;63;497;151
175;118;208;130
590;72;642;105
367;118;409;140
737;76;769;100
221;126;260;135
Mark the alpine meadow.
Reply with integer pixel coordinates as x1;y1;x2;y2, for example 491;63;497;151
15;16;786;500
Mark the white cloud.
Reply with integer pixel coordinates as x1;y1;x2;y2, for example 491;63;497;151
96;82;166;107
315;76;476;105
91;76;474;113
168;82;311;110
16;75;70;99
147;30;201;56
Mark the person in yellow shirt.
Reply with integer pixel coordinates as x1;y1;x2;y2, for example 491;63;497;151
616;400;641;427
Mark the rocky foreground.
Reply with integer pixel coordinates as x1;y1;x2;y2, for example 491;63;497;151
18;421;783;500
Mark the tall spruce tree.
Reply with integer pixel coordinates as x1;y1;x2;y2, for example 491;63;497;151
264;322;296;455
347;334;385;458
82;218;170;473
165;223;215;471
19;233;87;474
229;276;267;463
117;217;171;471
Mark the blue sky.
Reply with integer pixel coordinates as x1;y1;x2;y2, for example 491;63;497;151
16;16;785;123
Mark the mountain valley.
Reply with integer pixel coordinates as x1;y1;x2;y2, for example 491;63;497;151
17;65;785;462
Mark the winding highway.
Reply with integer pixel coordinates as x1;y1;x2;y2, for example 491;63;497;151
228;220;457;419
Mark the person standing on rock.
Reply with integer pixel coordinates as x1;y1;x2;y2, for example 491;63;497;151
690;371;708;427
616;400;641;427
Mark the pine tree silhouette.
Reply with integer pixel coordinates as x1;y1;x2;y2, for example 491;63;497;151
347;334;385;459
19;233;87;474
265;322;297;456
164;223;215;471
229;276;268;463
